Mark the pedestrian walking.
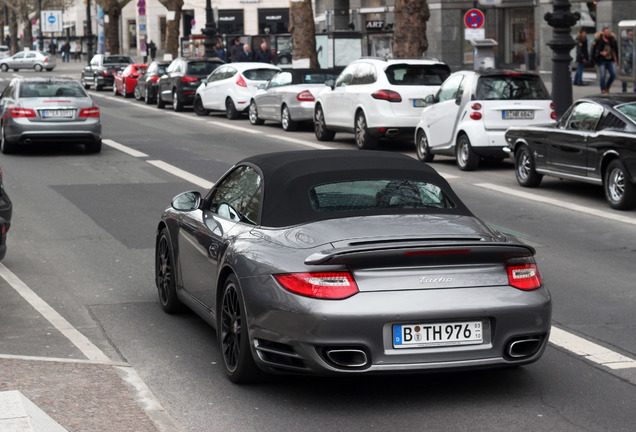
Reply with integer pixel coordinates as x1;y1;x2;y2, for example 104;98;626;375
254;42;271;63
573;30;588;86
591;27;619;93
621;30;636;92
74;41;82;62
229;38;242;62
63;41;70;62
148;40;157;61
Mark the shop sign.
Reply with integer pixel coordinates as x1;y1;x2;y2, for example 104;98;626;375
366;20;384;31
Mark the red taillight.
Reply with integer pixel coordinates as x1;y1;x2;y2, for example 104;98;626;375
236;75;247;87
151;76;160;82
103;71;109;77
44;58;48;63
9;108;36;118
79;106;100;117
550;102;557;120
507;261;542;290
470;112;482;120
182;76;198;82
297;90;315;101
372;89;402;102
471;103;482;110
550;102;555;110
274;272;359;299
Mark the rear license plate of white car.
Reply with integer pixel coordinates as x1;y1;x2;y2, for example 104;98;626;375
413;99;427;107
42;110;73;118
393;321;483;348
502;110;534;120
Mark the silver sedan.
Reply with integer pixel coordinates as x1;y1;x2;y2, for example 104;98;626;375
0;50;56;72
0;77;102;153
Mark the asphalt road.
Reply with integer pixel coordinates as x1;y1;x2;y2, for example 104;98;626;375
0;66;635;432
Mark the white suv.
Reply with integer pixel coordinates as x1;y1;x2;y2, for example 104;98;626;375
313;58;450;149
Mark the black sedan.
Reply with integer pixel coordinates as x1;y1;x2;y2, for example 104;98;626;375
81;54;134;91
156;57;224;111
506;94;636;210
0;164;12;260
155;150;551;383
134;60;170;104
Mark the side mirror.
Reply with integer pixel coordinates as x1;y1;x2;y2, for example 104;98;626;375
325;79;335;90
424;94;435;105
257;83;266;90
172;191;202;211
455;92;463;105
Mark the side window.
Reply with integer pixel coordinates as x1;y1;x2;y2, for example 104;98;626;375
209;166;263;224
352;63;377;85
565;102;604;131
26;53;36;59
14;53;25;59
335;64;356;87
166;61;177;74
1;82;14;99
224;67;237;79
207;66;225;82
437;74;464;102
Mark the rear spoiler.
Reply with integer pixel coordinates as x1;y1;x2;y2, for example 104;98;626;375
304;241;535;266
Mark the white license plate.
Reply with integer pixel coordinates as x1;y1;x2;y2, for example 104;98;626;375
43;110;73;118
412;99;426;107
393;321;483;348
502;110;534;120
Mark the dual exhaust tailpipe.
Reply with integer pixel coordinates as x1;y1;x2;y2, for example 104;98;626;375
506;337;543;359
324;348;369;369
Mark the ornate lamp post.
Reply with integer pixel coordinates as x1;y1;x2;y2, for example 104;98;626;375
38;0;43;51
544;0;580;118
86;0;94;62
202;0;217;58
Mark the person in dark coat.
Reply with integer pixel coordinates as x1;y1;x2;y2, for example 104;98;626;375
254;42;271;63
148;40;157;61
573;30;588;86
591;27;619;93
229;38;243;62
237;44;252;62
214;40;227;61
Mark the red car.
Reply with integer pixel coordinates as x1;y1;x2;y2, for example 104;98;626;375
113;63;147;98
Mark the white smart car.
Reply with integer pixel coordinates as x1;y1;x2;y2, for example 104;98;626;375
414;70;556;171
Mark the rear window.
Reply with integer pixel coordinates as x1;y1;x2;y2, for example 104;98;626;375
300;73;338;84
243;69;280;81
385;65;451;86
19;82;87;98
104;56;132;64
187;61;222;75
616;102;636;125
475;75;550;100
310;180;455;213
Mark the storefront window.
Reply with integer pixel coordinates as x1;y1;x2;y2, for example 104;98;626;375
218;10;244;35
258;9;289;35
128;20;137;49
507;8;534;65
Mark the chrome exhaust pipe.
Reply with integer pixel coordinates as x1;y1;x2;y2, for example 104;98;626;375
325;349;369;368
507;338;542;358
385;128;399;137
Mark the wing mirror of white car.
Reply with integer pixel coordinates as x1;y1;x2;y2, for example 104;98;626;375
172;191;202;211
424;94;436;105
324;79;335;90
257;83;266;90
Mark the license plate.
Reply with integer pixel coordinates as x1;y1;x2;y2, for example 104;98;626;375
502;110;534;120
42;110;73;118
413;99;426;107
393;321;483;348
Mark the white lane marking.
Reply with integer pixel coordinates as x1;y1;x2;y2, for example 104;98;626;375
550;326;636;369
0;390;68;432
147;160;215;189
266;134;333;150
103;139;148;158
0;263;110;362
0;353;128;367
476;183;636;226
206;119;261;134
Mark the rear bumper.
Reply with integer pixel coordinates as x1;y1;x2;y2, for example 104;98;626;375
5;121;102;146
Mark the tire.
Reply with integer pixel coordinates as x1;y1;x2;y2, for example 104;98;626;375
134;84;142;101
156;90;166;108
45;68;53;72
144;87;153;105
34;64;43;72
0;125;17;154
604;159;636;210
123;82;131;98
0;64;7;72
225;98;238;120
281;105;297;131
95;83;103;91
82;77;90;89
515;145;543;187
415;129;434;162
193;96;210;116
172;90;184;112
113;82;118;96
455;134;480;171
155;228;185;313
248;100;263;125
218;274;259;384
355;111;377;150
279;56;290;65
314;105;335;141
85;139;102;154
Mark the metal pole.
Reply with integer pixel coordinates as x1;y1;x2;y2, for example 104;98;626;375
202;0;217;58
86;0;93;62
544;0;580;118
38;0;43;51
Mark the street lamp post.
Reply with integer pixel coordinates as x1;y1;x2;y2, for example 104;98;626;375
86;0;93;62
544;0;580;118
38;0;43;51
202;0;217;58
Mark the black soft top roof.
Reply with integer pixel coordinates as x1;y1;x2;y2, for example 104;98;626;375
236;150;472;227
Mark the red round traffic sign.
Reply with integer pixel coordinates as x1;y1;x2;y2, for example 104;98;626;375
464;9;485;29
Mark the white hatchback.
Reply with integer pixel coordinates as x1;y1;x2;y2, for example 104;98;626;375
414;70;556;170
194;62;281;119
313;58;451;149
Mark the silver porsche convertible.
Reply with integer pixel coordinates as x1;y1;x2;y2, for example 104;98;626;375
155;150;551;383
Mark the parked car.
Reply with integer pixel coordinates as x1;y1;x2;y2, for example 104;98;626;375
193;62;280;119
506;94;636;210
415;70;556;171
134;60;170;104
155;150;551;383
0;45;10;60
0;77;102;154
0;50;56;72
113;63;147;98
248;68;341;131
156;57;225;112
0;164;12;261
313;58;451;149
81;54;134;91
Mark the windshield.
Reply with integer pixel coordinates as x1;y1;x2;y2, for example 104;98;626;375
385;64;451;86
243;69;280;81
616;102;636;124
186;61;222;75
19;81;87;98
476;75;550;100
310;180;455;212
104;56;133;64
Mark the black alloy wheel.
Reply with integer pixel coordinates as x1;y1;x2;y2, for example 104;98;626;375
123;82;131;98
155;228;184;313
156;89;166;108
1;125;16;154
415;129;434;162
604;159;636;210
144;87;152;105
314;105;335;141
194;96;210;116
515;145;543;188
219;274;259;384
355;111;377;150
455;134;480;171
85;139;102;154
281;105;297;131
225;98;239;120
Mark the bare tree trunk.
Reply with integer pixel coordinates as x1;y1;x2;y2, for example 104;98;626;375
9;10;18;53
21;13;33;50
164;1;182;59
96;0;133;54
393;0;430;58
289;0;318;68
